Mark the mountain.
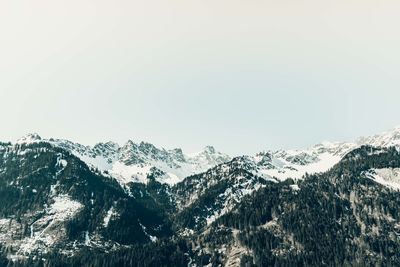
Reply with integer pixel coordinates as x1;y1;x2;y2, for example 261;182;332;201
169;128;400;232
14;127;400;187
241;127;400;182
193;145;400;266
0;141;173;263
15;135;231;186
2;127;400;266
173;156;273;231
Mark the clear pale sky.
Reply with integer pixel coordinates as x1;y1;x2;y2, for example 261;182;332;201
0;0;399;155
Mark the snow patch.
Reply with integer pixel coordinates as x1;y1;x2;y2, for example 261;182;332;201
103;207;117;228
16;195;83;255
258;152;344;181
110;162;153;184
139;222;157;243
366;168;400;190
84;231;91;246
290;184;300;191
16;133;42;144
50;195;84;219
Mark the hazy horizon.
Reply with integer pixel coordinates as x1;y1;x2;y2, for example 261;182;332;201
1;0;400;155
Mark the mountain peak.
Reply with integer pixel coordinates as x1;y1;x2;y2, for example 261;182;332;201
203;145;216;154
16;133;42;144
357;126;400;148
124;140;135;147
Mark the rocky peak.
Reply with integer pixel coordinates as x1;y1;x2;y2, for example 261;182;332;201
16;133;42;144
357;126;400;148
169;148;186;162
203;145;216;154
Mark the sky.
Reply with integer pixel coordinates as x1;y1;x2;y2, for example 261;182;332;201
0;0;400;156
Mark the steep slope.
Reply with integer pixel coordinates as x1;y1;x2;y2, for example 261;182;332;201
253;141;356;181
14;126;400;188
357;126;400;147
4;126;400;267
170;127;400;231
190;146;400;266
0;141;173;262
172;157;276;231
241;127;400;182
16;134;231;187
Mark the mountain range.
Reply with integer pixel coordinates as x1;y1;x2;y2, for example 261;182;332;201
1;127;400;266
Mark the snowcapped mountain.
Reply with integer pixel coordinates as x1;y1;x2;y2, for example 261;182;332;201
0;141;172;261
252;141;357;181
169;127;400;231
13;127;400;188
3;126;400;266
15;135;231;186
173;156;276;229
194;145;400;267
357;126;400;147
245;127;400;182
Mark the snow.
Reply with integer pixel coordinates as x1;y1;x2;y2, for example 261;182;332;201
77;147;231;186
248;128;400;184
30;225;34;238
42;138;231;186
3;128;400;260
79;154;113;172
162;172;181;185
139;222;157;243
259;152;343;181
16;133;42;144
17;195;83;255
56;154;68;176
84;231;91;246
366;168;400;190
180;228;195;237
204;177;265;225
357;126;400;148
107;151;230;186
50;195;84;218
57;159;68;168
103;207;117;228
110;162;153;184
50;183;59;197
290;184;300;191
11;126;400;189
0;218;15;246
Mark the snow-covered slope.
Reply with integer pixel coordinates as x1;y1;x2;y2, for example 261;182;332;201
4;127;400;266
173;126;400;230
252;141;357;181
15;135;231;186
14;126;400;186
173;156;276;229
249;127;400;181
365;168;400;191
0;141;174;260
357;126;400;148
